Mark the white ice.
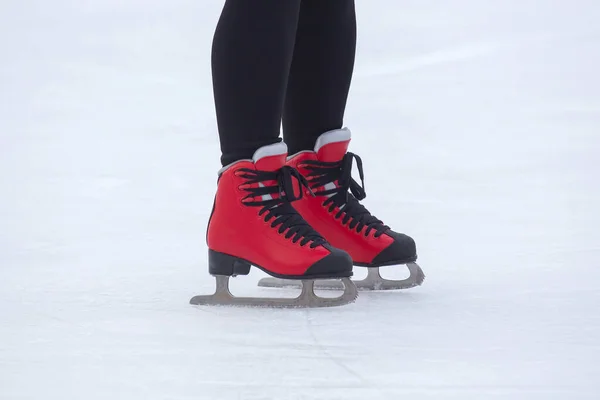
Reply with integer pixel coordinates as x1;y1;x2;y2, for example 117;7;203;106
1;1;599;399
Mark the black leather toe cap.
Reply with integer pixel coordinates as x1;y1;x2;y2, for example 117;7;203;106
370;231;417;266
304;248;353;278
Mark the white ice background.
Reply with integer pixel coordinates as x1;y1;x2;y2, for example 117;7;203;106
1;1;600;399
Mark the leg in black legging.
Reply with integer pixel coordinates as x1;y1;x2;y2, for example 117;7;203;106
283;0;357;154
212;0;302;166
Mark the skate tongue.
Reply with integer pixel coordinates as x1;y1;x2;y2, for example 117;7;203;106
314;128;351;162
253;142;288;171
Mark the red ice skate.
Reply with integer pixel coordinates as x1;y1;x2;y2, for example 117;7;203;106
258;129;425;291
190;142;357;307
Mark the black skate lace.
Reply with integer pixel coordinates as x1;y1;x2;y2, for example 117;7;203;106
237;166;327;248
300;152;390;238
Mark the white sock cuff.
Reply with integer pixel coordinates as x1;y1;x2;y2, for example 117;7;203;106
314;128;351;152
252;142;288;163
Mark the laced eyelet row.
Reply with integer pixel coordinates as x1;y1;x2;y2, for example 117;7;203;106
303;153;390;238
233;166;326;249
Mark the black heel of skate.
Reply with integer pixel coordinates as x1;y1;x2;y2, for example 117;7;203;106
208;250;252;276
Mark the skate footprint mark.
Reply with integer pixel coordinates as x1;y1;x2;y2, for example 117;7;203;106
79;176;131;198
356;41;499;78
356;31;582;79
304;311;395;397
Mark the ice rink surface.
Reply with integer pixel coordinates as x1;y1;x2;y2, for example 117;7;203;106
1;1;599;399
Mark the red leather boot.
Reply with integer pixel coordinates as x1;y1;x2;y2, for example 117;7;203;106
258;129;424;291
190;142;357;307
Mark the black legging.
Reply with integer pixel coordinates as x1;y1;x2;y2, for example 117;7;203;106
212;0;356;166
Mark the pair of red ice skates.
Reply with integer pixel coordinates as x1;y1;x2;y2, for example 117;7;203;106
191;128;424;308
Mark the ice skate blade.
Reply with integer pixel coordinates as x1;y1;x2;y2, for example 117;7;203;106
190;275;358;308
258;263;425;291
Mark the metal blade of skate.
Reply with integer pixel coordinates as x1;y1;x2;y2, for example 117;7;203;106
258;262;425;291
190;275;358;308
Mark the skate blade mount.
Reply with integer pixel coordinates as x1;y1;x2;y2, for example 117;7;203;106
190;275;358;308
258;263;425;291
